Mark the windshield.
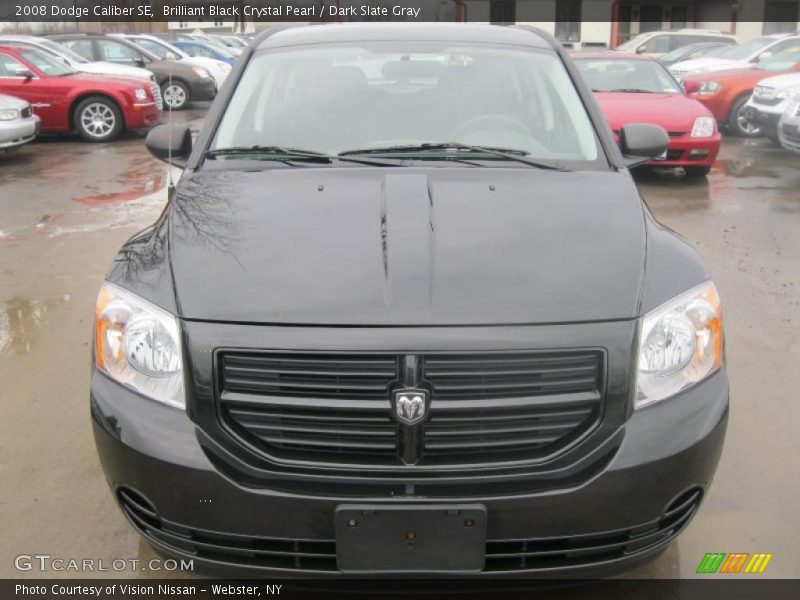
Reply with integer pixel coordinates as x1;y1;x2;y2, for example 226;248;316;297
20;48;74;75
133;37;186;60
718;36;774;60
756;47;800;71
615;34;650;52
575;58;682;93
212;43;602;166
38;38;88;63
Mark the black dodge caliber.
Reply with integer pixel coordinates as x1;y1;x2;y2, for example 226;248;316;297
91;24;728;577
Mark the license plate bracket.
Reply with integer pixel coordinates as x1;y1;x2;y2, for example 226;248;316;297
335;504;486;574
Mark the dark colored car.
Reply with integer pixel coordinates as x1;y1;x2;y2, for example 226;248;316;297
47;33;215;110
92;24;728;577
0;45;160;142
657;42;735;67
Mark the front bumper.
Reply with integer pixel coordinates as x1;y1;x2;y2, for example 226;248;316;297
645;133;721;168
124;103;162;130
91;364;728;578
743;106;781;137
0;115;40;149
778;119;800;154
189;77;217;102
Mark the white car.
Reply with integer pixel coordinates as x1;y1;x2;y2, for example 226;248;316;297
777;97;800;154
743;71;800;141
111;34;231;90
0;93;40;152
0;35;153;81
615;29;736;57
670;33;800;79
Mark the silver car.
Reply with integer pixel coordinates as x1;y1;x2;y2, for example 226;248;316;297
0;93;40;152
777;97;800;155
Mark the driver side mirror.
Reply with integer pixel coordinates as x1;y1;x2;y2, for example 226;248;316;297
14;67;34;80
755;51;772;62
619;123;669;168
134;56;147;68
636;45;647;54
165;52;178;61
146;124;192;168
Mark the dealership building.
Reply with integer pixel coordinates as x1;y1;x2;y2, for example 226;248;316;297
458;0;799;47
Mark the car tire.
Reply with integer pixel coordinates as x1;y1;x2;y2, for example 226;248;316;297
161;80;190;111
73;96;124;143
684;166;711;178
728;95;761;137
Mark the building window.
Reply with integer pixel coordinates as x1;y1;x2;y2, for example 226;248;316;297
763;1;800;34
179;21;188;29
214;19;224;27
555;0;581;42
670;6;688;29
490;0;516;24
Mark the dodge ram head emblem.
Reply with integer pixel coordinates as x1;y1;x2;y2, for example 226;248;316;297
393;389;427;425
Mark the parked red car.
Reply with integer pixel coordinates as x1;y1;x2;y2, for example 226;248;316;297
575;53;721;177
0;45;161;142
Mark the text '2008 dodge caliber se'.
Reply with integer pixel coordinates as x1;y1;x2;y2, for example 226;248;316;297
91;24;728;577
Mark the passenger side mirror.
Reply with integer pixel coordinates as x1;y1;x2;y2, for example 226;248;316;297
165;52;178;61
636;46;647;54
755;51;772;62
14;67;34;80
146;124;192;168
619;123;669;168
134;56;147;68
683;79;700;94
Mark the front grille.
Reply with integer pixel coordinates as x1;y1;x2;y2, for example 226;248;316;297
753;96;782;106
150;81;163;110
218;350;604;469
119;485;700;574
20;106;32;118
665;149;684;161
421;352;601;463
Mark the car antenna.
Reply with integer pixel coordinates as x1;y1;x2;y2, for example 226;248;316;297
167;62;175;199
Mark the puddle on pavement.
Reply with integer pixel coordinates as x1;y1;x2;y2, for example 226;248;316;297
0;294;71;356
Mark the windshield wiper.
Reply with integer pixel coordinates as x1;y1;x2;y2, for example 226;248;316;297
339;143;568;170
607;88;658;93
205;146;401;167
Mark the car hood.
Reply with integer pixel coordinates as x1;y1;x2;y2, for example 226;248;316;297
0;92;29;110
672;58;750;74
594;92;710;133
76;61;151;79
68;72;148;87
753;71;800;89
168;168;646;325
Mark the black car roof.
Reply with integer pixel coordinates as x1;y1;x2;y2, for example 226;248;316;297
255;23;553;51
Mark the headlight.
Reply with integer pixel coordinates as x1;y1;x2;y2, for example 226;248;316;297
220;62;232;72
191;66;211;78
0;108;20;121
134;88;148;101
697;81;721;95
636;281;723;409
776;85;800;100
94;282;184;409
691;116;715;138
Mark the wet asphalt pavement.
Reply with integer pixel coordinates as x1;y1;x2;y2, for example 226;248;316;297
0;107;798;581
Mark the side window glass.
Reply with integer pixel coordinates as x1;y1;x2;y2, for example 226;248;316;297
97;40;137;63
0;53;27;77
62;39;93;61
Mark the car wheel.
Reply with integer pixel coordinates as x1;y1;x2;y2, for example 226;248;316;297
162;81;190;110
74;96;123;142
728;96;761;137
684;166;711;178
